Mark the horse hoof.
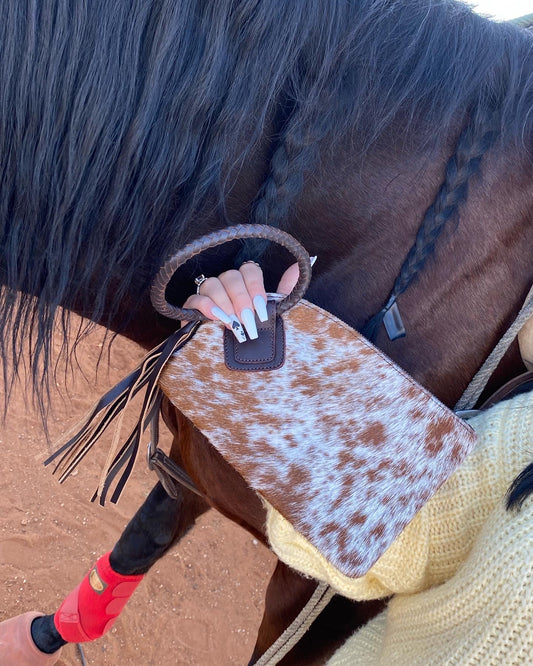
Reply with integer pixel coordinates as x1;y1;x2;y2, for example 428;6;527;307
0;612;62;665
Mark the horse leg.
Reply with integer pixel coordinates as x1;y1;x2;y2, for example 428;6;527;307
10;479;208;660
249;561;386;665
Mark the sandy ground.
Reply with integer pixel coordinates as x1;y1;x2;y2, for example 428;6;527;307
0;323;276;665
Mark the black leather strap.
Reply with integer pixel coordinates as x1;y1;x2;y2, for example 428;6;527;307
45;321;202;504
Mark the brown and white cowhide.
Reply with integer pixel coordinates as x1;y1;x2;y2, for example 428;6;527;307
159;300;477;577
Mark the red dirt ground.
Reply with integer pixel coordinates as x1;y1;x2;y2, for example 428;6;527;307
0;322;276;665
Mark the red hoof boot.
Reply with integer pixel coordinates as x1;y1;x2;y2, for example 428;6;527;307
0;612;62;665
55;551;144;643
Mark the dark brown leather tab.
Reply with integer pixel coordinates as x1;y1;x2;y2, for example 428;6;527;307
224;301;285;371
478;369;533;411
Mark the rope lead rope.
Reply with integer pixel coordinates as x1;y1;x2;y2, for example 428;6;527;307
255;583;336;666
455;294;533;411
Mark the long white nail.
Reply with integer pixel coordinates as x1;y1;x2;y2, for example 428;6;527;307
240;308;258;340
211;306;232;325
310;255;317;267
252;295;268;323
229;315;247;343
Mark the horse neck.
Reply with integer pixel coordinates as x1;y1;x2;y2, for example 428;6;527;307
98;124;533;410
291;129;533;407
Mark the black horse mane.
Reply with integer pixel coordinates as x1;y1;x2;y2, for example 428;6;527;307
1;0;532;406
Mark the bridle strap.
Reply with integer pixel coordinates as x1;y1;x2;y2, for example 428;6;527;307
146;405;203;498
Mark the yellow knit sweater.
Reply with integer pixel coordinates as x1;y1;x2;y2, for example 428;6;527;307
265;391;533;665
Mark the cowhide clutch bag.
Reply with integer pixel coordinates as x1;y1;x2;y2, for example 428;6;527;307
47;225;477;578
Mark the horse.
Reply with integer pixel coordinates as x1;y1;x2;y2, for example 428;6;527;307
1;0;532;663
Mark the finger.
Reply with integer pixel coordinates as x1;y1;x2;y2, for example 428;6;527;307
239;261;268;323
276;262;300;295
196;277;234;317
184;288;246;343
182;294;233;325
218;269;258;340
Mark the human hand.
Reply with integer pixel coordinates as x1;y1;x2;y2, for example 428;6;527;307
182;260;302;342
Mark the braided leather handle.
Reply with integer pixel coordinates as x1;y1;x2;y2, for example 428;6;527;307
150;224;312;321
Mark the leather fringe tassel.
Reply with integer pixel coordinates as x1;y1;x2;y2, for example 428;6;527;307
45;321;200;505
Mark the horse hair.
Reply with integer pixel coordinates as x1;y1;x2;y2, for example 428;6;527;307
237;83;328;265
1;1;532;394
362;103;502;341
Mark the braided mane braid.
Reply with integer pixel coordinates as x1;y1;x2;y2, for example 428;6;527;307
362;105;501;342
235;109;323;266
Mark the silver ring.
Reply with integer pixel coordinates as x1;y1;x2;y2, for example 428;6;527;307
194;274;208;294
241;260;262;269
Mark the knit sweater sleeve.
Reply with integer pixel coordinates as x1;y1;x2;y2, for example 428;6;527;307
265;392;533;600
326;496;533;666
